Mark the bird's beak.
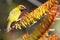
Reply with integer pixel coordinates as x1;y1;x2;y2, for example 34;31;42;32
24;7;27;10
21;8;27;11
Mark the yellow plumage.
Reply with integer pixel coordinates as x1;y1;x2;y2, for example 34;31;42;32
7;5;26;32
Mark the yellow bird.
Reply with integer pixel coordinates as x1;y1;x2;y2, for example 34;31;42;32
7;5;26;32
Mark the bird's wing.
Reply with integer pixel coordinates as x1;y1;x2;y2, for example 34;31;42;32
7;8;21;21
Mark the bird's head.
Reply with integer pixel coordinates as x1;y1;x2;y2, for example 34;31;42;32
17;5;27;11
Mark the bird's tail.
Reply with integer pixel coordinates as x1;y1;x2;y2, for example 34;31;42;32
7;21;12;32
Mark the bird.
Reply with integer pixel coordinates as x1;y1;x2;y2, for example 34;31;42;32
7;5;27;32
